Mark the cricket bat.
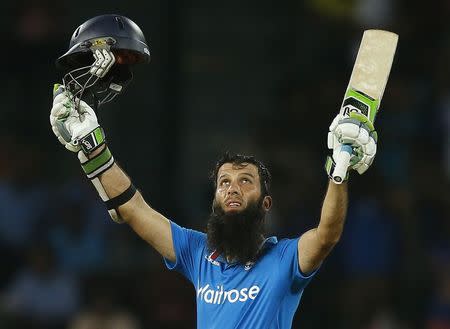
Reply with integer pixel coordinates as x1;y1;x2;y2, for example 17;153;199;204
332;29;398;183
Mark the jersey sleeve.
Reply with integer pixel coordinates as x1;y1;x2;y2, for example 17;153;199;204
163;220;206;284
278;238;319;292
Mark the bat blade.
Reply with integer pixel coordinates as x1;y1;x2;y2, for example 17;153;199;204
332;29;398;183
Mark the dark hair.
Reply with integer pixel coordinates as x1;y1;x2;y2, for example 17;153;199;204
210;152;271;196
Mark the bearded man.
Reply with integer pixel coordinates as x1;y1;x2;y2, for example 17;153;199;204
50;90;376;328
50;14;377;328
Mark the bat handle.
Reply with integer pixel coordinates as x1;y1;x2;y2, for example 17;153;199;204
332;144;353;184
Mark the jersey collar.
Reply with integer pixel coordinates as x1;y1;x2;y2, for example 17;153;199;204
207;236;278;265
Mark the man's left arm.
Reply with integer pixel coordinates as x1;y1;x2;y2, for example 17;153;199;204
297;111;377;274
298;181;348;274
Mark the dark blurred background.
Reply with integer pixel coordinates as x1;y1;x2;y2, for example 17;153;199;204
0;0;449;328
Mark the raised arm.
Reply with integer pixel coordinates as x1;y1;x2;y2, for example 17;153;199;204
50;85;175;262
297;110;378;274
96;159;175;261
298;181;347;274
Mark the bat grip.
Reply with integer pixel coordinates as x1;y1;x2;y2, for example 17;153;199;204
332;144;353;184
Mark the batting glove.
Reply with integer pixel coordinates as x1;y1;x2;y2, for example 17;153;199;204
50;84;105;154
49;84;127;223
326;112;378;177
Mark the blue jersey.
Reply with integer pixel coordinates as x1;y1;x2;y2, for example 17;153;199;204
164;221;318;329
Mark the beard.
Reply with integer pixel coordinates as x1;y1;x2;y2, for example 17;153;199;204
206;196;266;265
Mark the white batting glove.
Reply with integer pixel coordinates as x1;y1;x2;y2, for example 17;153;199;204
327;112;378;175
50;84;105;154
50;84;125;224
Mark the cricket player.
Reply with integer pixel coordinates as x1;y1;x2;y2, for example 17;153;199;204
50;14;377;329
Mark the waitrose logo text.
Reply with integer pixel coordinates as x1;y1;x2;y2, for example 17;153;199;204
197;284;260;304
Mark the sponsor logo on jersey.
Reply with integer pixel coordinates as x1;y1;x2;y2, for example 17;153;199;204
197;284;260;304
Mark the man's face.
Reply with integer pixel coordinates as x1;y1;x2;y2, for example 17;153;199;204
214;162;264;214
207;162;271;264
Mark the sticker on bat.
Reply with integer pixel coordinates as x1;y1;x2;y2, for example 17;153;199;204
341;88;380;123
342;96;369;117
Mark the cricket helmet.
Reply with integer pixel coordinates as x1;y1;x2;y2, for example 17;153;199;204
56;14;150;109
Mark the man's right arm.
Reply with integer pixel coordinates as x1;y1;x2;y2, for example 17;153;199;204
50;85;176;263
98;161;176;262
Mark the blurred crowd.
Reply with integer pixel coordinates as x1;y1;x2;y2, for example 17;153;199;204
0;0;449;328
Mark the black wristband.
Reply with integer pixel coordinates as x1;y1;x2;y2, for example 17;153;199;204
105;184;137;210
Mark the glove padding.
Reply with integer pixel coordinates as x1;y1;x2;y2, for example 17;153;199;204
50;84;100;153
328;112;378;175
